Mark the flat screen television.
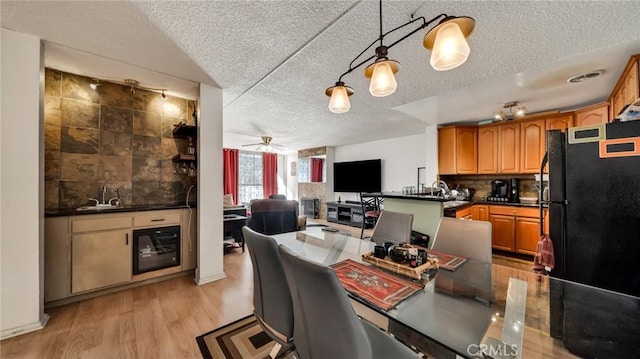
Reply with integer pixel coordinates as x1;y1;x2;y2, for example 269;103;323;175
333;159;381;193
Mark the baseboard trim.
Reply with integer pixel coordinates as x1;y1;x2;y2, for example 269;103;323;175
195;271;226;285
1;313;50;340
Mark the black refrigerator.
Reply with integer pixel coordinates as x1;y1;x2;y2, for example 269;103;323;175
546;121;640;358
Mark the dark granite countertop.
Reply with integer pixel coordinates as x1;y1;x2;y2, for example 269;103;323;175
45;202;197;217
377;191;456;202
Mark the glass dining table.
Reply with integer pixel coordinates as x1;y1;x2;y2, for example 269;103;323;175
271;227;640;359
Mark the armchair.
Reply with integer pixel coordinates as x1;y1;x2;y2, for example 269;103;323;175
247;199;307;235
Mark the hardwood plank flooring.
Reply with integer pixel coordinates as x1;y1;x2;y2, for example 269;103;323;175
2;230;575;359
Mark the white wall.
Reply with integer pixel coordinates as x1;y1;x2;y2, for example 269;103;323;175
333;133;426;202
424;125;439;184
1;29;48;338
285;152;298;200
196;83;225;284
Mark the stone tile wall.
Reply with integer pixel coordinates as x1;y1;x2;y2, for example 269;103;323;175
45;68;196;209
298;183;327;219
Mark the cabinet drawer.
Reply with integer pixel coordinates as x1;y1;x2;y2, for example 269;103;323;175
72;216;131;233
133;211;181;228
489;205;539;218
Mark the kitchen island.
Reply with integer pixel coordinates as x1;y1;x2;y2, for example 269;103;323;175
377;192;455;240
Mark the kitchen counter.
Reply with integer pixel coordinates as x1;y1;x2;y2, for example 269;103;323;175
377;191;456;202
45;202;197;217
472;200;546;208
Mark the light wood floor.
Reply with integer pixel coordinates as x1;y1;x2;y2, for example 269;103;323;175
1;226;572;359
1;251;255;359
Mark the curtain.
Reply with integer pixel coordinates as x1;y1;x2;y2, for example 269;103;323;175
310;158;324;182
223;148;239;205
262;152;278;198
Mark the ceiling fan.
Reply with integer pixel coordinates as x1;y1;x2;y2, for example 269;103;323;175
241;136;286;152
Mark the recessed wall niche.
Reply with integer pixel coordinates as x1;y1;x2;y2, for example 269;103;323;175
44;68;196;209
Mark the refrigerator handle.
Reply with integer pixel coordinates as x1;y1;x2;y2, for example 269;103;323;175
539;151;549;236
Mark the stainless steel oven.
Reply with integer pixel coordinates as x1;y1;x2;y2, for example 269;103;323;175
133;225;181;274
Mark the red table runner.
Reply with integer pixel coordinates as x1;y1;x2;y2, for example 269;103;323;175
331;259;424;311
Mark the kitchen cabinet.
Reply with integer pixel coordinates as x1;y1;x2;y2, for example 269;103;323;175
471;204;489;221
489;205;540;254
520;118;546;174
609;56;639;120
477;125;498;174
546;113;574;132
72;228;132;293
498;122;520;173
438;126;477;175
45;208;197;304
489;214;515;251
45;217;70;302
574;102;609;127
455;206;472;219
515;217;540;255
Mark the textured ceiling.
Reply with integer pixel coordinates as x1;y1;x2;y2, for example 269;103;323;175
3;1;640;152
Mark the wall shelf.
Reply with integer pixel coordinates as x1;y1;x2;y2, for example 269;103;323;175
172;123;197;139
172;154;196;162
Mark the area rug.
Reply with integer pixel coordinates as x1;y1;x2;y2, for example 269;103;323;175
196;315;293;359
330;259;424;311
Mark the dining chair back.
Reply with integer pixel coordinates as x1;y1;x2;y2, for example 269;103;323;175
370;210;414;246
278;244;421;359
431;217;492;263
242;227;294;356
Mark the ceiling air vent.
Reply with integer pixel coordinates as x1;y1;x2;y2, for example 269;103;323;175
567;70;605;83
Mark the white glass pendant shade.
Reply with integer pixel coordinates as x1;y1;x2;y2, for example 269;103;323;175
328;86;351;113
430;22;471;71
368;61;397;97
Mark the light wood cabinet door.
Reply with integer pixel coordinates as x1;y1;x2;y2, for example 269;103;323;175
515;217;540;255
613;87;626;119
520;119;546;174
625;61;639;106
490;214;515;251
575;103;609;127
472;205;489;221
478;125;498;174
455;206;473;219
45;217;70;302
498;123;520;173
456;127;477;174
72;229;132;293
438;127;456;175
546;113;574;132
181;208;197;271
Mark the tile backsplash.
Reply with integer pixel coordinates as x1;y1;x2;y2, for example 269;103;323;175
45;68;196;209
440;174;539;200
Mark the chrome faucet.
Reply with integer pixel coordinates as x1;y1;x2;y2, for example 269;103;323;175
102;185;107;204
430;180;451;197
108;188;121;207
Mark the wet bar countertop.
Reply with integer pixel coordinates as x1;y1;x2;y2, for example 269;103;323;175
45;202;197;217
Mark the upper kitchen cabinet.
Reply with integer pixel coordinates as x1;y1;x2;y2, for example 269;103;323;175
520;118;546;173
574;102;609;127
438;126;477;175
498;122;520;173
609;55;639;120
546;113;574;132
477;125;498;174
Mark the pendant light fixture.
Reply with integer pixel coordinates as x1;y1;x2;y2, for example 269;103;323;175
325;0;475;113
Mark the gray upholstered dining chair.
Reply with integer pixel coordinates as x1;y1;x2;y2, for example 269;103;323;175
431;217;492;263
277;244;421;359
370;210;414;246
242;227;294;358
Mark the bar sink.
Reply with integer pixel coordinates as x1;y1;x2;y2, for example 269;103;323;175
76;204;120;211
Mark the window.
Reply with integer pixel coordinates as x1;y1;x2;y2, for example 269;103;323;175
238;152;263;204
298;158;310;183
